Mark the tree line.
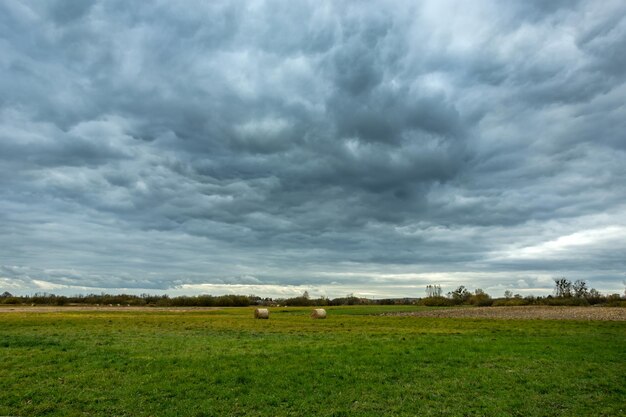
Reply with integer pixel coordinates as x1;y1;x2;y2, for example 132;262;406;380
420;279;625;307
0;291;417;307
0;279;624;307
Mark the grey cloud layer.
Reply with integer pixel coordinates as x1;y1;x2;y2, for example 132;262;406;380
1;0;625;296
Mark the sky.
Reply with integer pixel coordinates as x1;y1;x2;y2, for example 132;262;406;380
1;0;626;299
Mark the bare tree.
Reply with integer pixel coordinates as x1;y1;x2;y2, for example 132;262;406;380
426;285;434;297
425;285;442;297
554;278;572;298
572;280;588;298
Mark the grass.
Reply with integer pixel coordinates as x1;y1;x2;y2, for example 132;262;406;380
0;306;624;416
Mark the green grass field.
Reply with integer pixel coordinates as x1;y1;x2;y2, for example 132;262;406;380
1;306;624;416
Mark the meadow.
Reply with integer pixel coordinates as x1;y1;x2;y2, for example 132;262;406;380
1;306;624;416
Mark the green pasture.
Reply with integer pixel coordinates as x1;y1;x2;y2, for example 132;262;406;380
1;306;624;416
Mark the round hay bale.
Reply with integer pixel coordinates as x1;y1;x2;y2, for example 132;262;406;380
254;308;269;319
311;308;327;319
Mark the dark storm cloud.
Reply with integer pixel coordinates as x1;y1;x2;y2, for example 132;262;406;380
1;0;626;297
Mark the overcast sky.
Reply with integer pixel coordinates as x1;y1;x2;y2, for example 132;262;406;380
1;1;625;298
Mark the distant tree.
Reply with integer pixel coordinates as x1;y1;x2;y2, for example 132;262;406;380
585;288;604;305
1;291;13;298
448;286;471;304
503;290;513;299
554;278;572;298
426;285;434;297
425;285;442;298
572;280;588;298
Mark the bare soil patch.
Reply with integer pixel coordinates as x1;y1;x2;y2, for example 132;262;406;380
384;306;626;321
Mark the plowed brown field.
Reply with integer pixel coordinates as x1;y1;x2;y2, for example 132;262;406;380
383;305;626;320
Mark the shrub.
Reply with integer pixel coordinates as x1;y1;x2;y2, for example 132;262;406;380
606;300;626;307
418;296;453;307
1;297;22;305
606;294;626;307
469;289;493;306
492;298;529;306
543;297;589;306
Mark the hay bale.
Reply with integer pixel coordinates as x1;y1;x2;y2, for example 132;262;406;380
254;308;269;319
311;308;327;319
